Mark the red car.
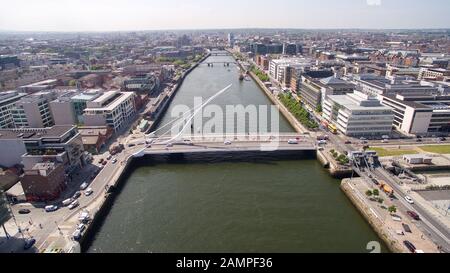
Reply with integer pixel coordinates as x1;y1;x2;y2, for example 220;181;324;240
407;211;420;221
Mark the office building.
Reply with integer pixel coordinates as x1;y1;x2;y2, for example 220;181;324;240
11;91;56;128
83;91;136;132
0;91;27;129
0;125;85;173
323;91;394;137
300;76;355;110
380;93;450;135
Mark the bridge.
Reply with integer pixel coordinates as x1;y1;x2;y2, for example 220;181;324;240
209;52;231;56
126;133;317;157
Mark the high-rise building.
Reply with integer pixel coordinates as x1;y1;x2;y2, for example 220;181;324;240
228;33;235;47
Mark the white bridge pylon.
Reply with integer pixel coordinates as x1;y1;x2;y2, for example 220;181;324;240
145;84;233;145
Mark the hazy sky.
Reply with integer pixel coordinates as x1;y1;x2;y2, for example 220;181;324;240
0;0;449;31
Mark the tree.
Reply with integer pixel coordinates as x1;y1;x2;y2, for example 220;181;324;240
316;104;323;113
69;80;77;86
365;190;373;197
373;189;380;196
388;206;397;214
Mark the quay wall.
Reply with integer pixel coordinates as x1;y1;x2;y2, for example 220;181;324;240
340;179;403;253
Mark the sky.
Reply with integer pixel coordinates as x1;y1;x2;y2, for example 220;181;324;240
0;0;449;32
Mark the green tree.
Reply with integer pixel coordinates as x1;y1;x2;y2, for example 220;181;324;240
388;206;397;214
373;189;380;196
316;104;323;113
365;190;373;197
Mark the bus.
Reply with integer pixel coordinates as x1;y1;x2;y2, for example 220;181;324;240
328;124;338;134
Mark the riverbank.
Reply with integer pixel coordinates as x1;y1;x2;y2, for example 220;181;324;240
341;178;439;253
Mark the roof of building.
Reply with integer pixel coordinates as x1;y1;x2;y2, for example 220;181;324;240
0;125;75;141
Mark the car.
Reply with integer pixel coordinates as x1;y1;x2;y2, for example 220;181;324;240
381;139;389;143
18;209;31;214
166;143;173;148
72;191;81;200
112;158;118;164
102;161;107;166
361;140;368;144
416;139;423;142
440;137;447;141
68;200;79;210
107;155;112;160
80;182;89;191
360;137;367;141
344;141;352;144
403;240;416;253
62;198;73;207
44;205;58;212
318;147;324;151
76;223;86;233
72;230;82;241
224;140;232;145
98;158;104;164
23;238;36;250
317;140;327;145
404;196;414;204
128;143;136;147
84;188;93;196
371;178;379;185
407;211;420;221
288;139;299;144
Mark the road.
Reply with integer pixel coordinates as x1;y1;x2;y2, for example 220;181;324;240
372;167;450;252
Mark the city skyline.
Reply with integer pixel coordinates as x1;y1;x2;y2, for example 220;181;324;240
0;0;449;32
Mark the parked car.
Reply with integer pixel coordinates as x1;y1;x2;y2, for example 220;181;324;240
371;178;379;185
344;141;352;144
18;209;31;214
107;155;112;160
288;139;299;144
98;158;104;164
68;200;79;210
80;182;89;190
72;230;82;241
76;223;86;233
102;161;107;166
44;205;58;212
403;240;416;253
62;198;73;207
224;140;232;145
416;139;423;142
84;188;94;196
407;211;420;221
405;196;414;204
112;158;118;164
402;223;412;233
72;191;81;200
23;238;36;250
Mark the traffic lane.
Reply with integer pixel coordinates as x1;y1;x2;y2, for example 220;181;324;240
373;169;450;250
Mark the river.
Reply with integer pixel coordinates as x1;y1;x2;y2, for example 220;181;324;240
86;52;387;253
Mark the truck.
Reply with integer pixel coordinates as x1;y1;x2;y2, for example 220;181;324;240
380;182;394;196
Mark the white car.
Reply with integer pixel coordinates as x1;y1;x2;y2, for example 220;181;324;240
76;223;86;233
112;158;118;164
44;205;58;212
80;182;89;190
224;140;232;145
317;140;327;145
288;139;299;144
405;196;414;204
68;200;79;210
84;188;94;196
